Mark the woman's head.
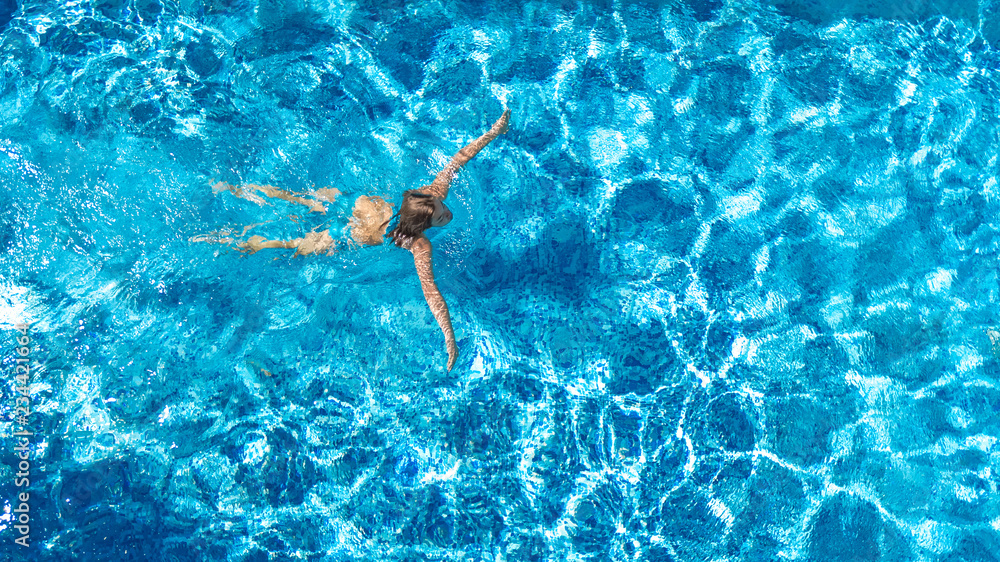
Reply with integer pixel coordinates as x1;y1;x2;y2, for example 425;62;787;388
386;190;452;248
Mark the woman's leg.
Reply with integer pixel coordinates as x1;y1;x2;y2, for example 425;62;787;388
239;230;336;257
213;182;341;214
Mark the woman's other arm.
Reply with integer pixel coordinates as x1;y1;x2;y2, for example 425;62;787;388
410;236;458;370
421;109;510;201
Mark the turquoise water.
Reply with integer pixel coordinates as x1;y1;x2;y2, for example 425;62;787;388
2;0;1000;560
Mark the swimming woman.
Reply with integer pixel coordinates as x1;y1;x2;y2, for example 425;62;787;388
200;109;511;371
386;109;511;371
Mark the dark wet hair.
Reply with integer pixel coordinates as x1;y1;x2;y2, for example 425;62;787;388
385;190;435;249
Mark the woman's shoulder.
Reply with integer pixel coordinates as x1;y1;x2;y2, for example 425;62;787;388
408;235;431;254
416;184;445;199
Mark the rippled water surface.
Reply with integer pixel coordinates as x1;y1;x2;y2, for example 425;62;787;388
2;0;1000;560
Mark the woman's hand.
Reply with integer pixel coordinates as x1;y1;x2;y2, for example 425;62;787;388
447;340;459;371
497;108;510;134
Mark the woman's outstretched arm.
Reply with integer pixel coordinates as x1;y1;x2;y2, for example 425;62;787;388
410;236;458;371
422;109;510;201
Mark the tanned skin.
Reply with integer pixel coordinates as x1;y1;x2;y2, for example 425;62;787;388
411;109;510;371
201;110;511;371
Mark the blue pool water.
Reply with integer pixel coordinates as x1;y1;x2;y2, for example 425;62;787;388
2;0;1000;560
